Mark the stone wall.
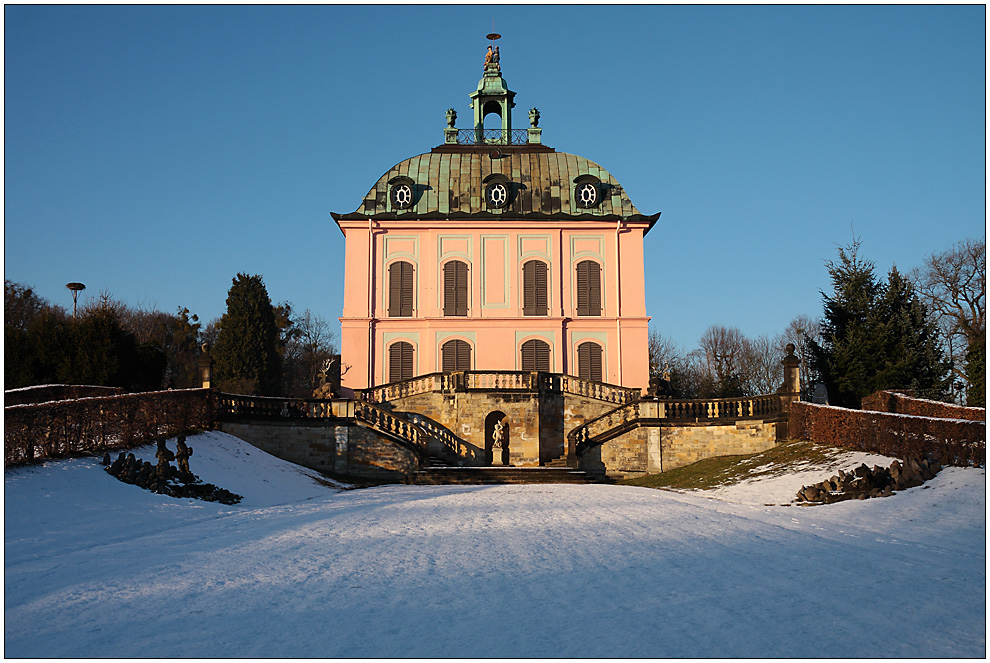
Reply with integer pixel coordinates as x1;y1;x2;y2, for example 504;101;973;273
577;418;783;479
219;420;417;481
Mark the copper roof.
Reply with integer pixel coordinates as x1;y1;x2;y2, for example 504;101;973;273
331;147;660;228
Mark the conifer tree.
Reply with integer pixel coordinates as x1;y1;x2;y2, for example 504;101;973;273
212;273;281;396
808;240;885;408
810;241;952;407
873;267;951;400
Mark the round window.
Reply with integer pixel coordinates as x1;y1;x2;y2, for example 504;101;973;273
391;183;413;209
486;182;508;208
577;182;598;208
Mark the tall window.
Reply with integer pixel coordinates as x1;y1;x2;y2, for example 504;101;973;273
388;341;414;382
522;260;548;316
441;339;472;372
577;341;603;382
576;260;602;316
520;339;551;372
443;260;468;316
388;261;413;317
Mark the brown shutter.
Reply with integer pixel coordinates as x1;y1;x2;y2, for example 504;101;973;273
389;262;413;317
535;261;547;316
441;340;471;372
578;342;602;382
577;261;601;317
444;261;467;316
523;261;536;316
389;342;414;382
389;263;401;317
588;261;601;316
521;339;550;372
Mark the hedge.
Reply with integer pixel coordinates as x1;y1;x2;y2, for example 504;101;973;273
862;390;986;422
790;401;985;467
4;389;215;466
4;384;124;406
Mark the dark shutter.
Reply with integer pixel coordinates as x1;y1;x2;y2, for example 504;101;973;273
523;260;548;316
389;341;414;382
576;261;601;317
441;339;471;372
520;339;550;372
444;261;468;316
577;341;603;382
388;261;413;317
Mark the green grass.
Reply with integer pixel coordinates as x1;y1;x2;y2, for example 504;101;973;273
620;440;851;491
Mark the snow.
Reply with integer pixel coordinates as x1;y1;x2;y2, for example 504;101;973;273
5;432;986;658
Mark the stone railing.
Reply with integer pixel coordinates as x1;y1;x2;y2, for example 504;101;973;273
550;374;642;405
663;395;782;422
217;393;428;459
358;371;642;404
569;394;784;457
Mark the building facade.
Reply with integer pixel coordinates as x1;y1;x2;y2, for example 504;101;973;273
332;49;660;397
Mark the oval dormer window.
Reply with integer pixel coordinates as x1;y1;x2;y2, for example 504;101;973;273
486;182;508;208
388;176;416;210
577;182;598;208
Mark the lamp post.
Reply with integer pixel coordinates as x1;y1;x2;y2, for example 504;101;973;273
66;282;86;318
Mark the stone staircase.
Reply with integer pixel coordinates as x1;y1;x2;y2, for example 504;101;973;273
410;457;606;485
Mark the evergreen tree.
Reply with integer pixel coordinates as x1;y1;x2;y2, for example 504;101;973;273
808;240;885;408
965;339;985;407
810;241;952;407
873;268;951;400
212;273;281;396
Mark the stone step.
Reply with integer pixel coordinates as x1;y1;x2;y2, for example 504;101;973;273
409;466;607;485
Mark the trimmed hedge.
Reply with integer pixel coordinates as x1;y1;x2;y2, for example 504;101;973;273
862;390;986;422
790;401;985;467
4;389;215;466
4;384;124;406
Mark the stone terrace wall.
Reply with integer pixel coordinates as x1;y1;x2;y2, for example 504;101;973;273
577;419;783;479
219;420;417;481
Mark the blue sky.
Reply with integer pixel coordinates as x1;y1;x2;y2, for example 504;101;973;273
5;5;985;353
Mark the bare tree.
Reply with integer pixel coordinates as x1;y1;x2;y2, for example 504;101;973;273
910;238;986;403
742;333;782;395
647;328;683;378
698;325;748;396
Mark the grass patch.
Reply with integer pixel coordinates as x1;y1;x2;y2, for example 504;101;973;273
620;440;854;491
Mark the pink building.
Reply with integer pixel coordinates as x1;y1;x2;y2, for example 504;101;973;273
332;54;659;397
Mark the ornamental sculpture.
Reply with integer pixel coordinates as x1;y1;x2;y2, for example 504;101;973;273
446;108;457;128
529;107;540;128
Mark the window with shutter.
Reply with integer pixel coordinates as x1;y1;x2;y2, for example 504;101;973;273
388;341;414;382
388;261;413;317
523;260;548;316
520;339;551;372
443;261;468;316
441;339;472;372
577;341;603;382
576;260;601;316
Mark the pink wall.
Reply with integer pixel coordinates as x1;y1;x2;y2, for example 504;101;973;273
337;217;651;394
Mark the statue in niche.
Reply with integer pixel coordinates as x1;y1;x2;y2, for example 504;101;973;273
446;108;457;128
491;418;505;448
529;107;540;128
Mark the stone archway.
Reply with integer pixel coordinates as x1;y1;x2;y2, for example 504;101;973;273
485;411;509;466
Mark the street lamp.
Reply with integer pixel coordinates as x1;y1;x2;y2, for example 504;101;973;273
66;282;86;318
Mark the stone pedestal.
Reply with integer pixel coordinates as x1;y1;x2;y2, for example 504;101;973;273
491;447;505;466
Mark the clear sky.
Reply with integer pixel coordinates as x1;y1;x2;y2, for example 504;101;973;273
5;5;985;353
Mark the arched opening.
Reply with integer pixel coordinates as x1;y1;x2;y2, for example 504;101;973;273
485;411;509;466
483;101;504;140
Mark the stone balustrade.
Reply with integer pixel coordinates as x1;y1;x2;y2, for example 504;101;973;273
358;371;642;404
570;394;784;457
218;393;428;458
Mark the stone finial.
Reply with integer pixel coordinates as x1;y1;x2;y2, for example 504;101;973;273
529;107;540;128
446;108;457;128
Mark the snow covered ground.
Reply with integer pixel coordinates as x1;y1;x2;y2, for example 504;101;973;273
5;432;985;657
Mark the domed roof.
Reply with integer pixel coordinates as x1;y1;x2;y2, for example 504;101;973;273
331;147;659;229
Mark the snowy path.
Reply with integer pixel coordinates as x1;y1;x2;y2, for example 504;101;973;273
5;432;985;658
